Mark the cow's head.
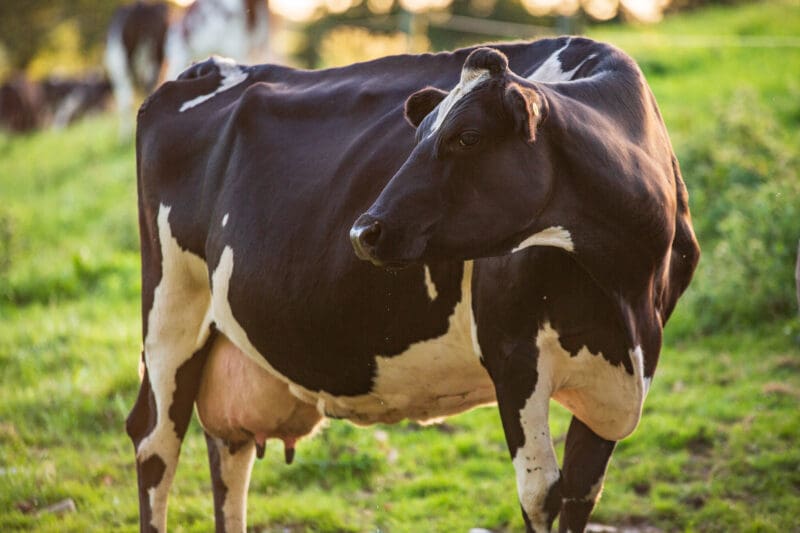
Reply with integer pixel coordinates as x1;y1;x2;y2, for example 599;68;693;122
351;47;553;268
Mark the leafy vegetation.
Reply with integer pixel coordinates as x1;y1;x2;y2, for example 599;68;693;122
1;1;798;531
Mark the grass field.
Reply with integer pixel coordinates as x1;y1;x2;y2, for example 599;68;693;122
1;1;799;531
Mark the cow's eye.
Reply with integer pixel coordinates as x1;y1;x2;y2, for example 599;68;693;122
458;131;481;148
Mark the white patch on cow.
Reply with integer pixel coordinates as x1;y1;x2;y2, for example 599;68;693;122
132;39;159;89
222;213;229;227
511;226;575;254
211;246;279;375
512;325;646;527
314;260;494;424
423;265;438;301
211;254;492;426
540;324;646;441
136;204;212;532
643;376;652;395
470;310;482;360
428;67;491;135
210;437;256;532
511;345;561;531
526;39;598;83
179;56;248;112
526;41;573;83
51;91;83;129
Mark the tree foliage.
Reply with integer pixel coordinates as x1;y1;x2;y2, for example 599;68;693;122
0;0;127;73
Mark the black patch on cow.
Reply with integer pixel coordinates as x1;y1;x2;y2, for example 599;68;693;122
138;454;167;533
559;498;594;533
214;237;466;394
475;249;632;373
544;474;564;529
126;364;157;448
559;416;616;531
169;326;216;439
491;338;539;457
205;433;229;531
126;369;161;532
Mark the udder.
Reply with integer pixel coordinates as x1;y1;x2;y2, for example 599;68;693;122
196;334;323;458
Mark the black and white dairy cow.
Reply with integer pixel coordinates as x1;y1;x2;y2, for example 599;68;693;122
131;37;699;532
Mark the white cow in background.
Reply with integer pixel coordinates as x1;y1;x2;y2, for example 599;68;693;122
162;0;271;81
105;0;272;138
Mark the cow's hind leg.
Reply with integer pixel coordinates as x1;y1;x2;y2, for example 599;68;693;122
558;416;616;533
205;434;256;533
128;204;213;532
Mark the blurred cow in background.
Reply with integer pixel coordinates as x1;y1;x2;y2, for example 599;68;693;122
0;73;111;133
162;0;271;81
105;1;171;138
105;0;272;138
42;75;113;128
0;75;46;132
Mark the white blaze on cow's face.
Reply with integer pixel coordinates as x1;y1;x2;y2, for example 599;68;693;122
426;67;490;136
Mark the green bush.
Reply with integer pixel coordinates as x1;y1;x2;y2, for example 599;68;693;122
675;90;800;333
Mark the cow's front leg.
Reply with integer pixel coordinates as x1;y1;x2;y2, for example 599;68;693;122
205;434;256;533
491;340;561;532
558;416;616;533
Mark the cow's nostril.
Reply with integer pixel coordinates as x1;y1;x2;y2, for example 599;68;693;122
360;221;382;249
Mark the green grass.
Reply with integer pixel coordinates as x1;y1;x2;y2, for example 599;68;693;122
1;1;799;531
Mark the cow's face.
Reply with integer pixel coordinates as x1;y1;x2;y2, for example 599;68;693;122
351;48;552;267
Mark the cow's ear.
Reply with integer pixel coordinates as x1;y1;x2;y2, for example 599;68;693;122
405;87;448;128
504;83;546;143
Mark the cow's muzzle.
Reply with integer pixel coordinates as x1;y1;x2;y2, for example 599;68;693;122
350;214;385;265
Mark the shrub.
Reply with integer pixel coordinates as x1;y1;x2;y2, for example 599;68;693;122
674;90;800;334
